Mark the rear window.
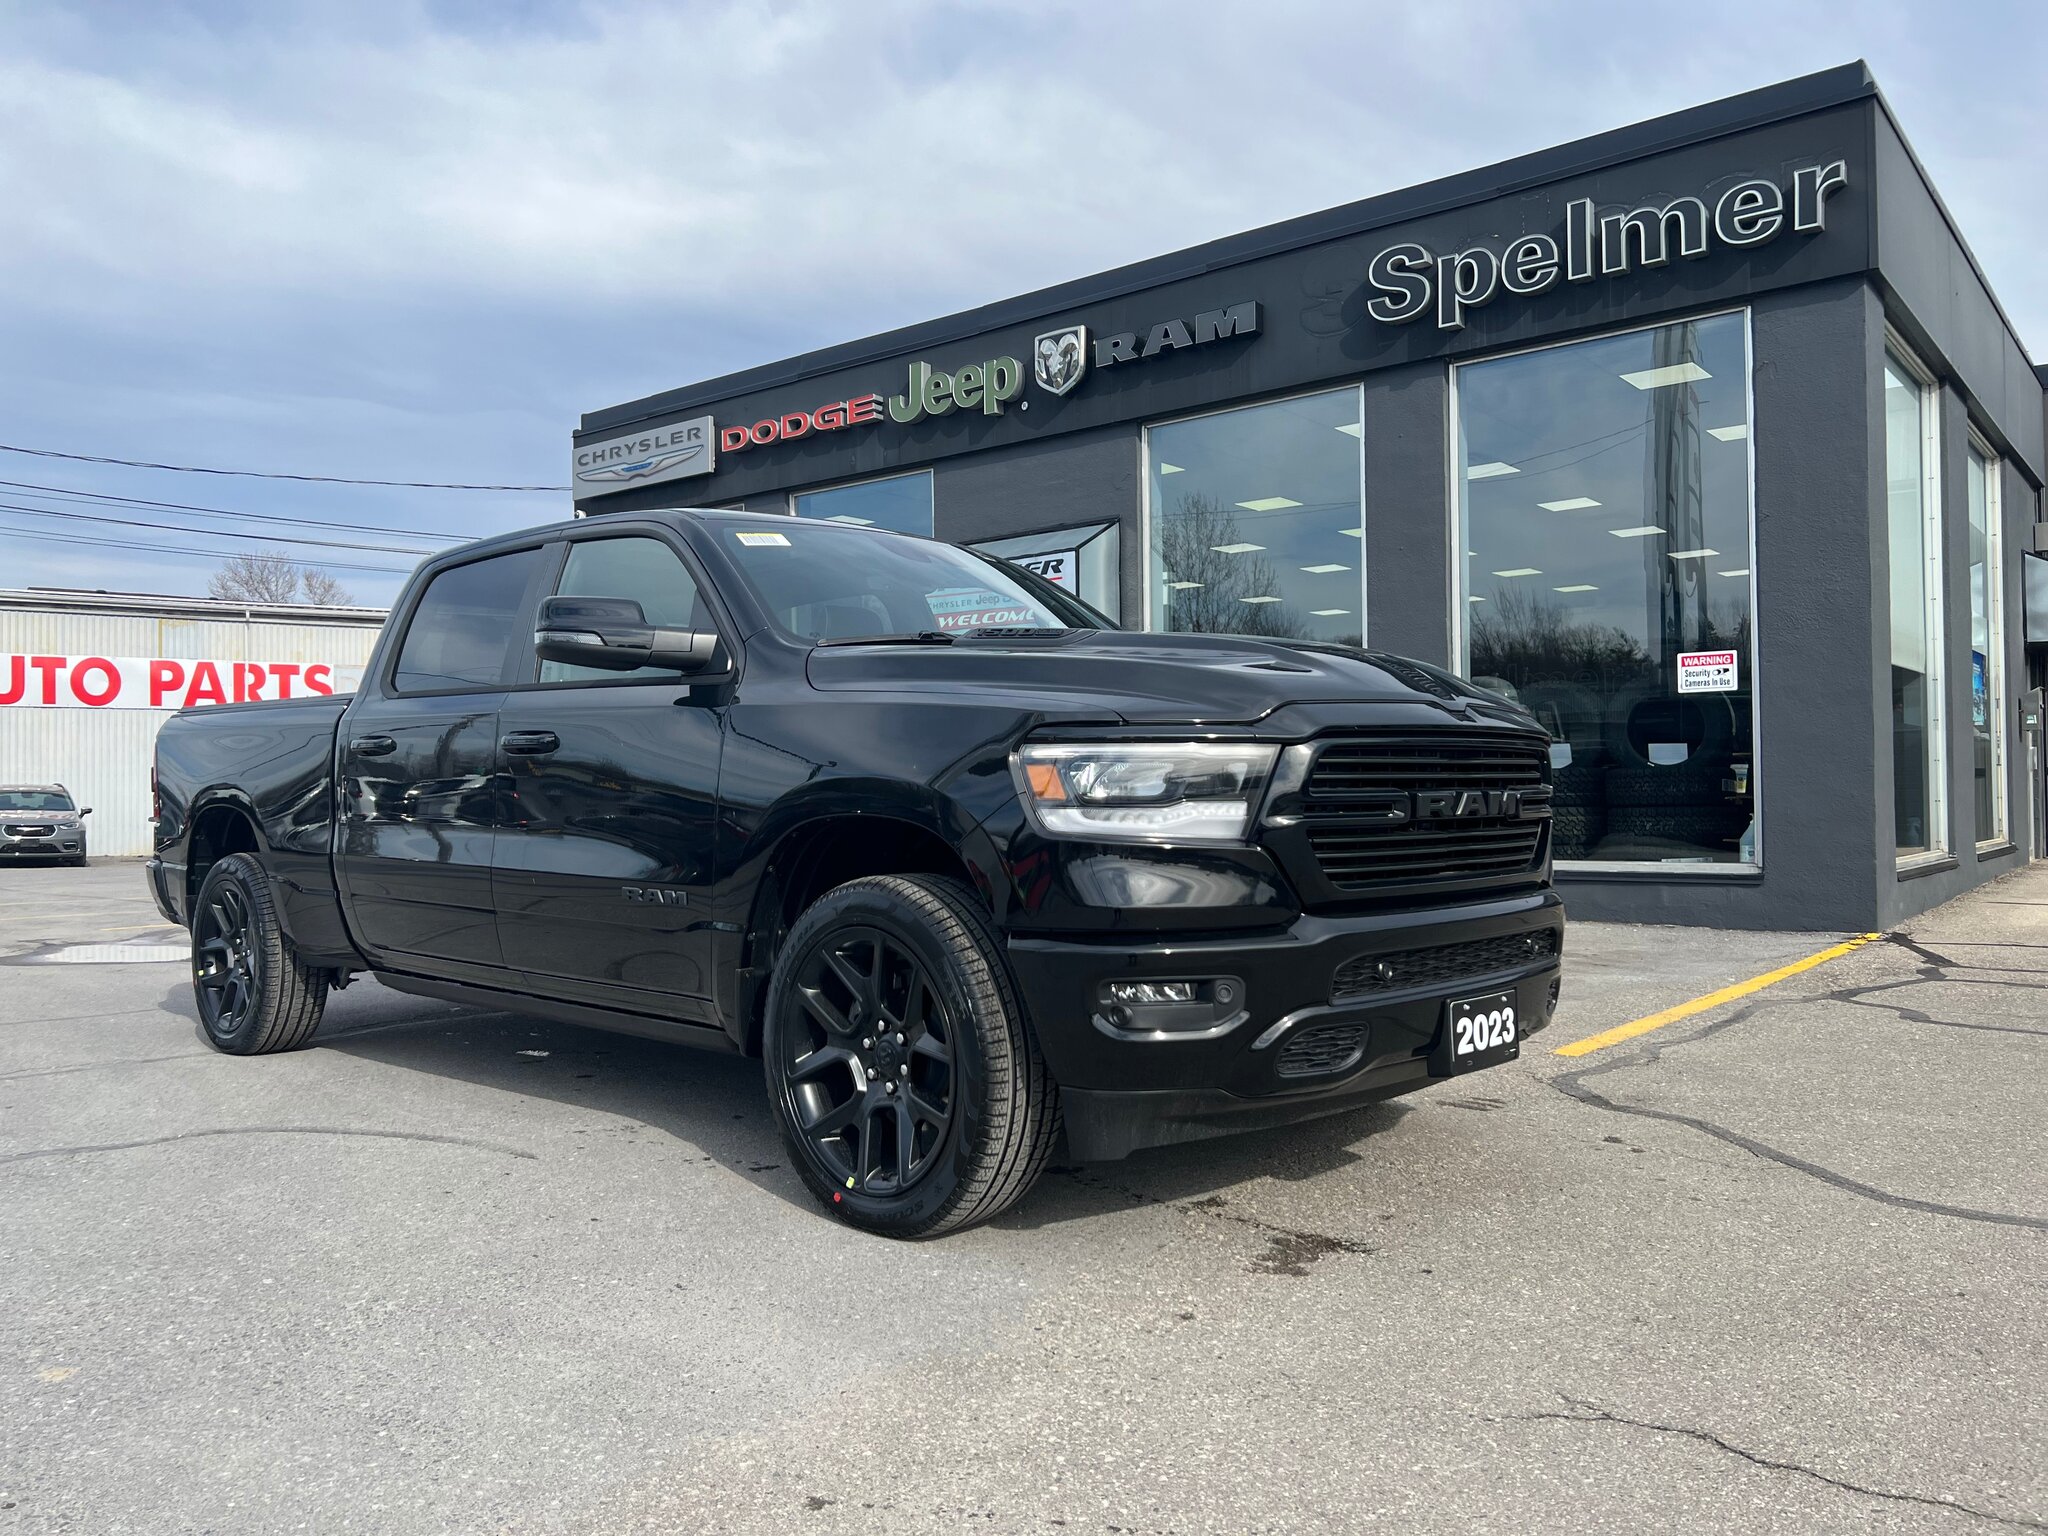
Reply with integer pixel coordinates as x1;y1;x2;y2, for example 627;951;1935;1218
392;549;542;693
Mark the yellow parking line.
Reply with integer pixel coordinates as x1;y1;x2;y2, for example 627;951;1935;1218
1552;932;1882;1057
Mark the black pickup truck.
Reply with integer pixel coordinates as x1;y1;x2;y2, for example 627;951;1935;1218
150;509;1564;1236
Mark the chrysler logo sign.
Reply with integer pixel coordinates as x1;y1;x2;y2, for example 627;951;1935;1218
573;416;714;496
1366;161;1849;330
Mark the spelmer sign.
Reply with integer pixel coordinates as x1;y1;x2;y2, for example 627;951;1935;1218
1365;161;1848;330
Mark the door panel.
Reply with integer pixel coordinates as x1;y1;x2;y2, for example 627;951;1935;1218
492;534;724;1009
334;545;547;978
494;685;722;1003
335;693;506;971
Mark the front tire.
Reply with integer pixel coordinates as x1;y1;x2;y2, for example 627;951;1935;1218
763;875;1060;1238
191;852;328;1054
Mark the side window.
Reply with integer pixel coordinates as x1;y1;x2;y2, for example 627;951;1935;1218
392;548;542;694
542;536;705;683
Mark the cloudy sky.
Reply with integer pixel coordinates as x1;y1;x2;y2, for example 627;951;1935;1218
1;0;2042;608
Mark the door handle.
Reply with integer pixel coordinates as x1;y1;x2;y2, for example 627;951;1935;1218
349;735;397;758
501;730;561;757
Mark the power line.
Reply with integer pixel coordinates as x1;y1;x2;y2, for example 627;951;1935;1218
0;524;416;576
0;502;441;555
0;441;570;493
0;477;472;541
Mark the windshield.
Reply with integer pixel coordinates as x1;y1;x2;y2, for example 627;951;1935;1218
719;521;1094;642
0;790;73;812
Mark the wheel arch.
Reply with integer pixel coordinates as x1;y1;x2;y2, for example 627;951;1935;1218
184;791;268;915
728;795;1009;1058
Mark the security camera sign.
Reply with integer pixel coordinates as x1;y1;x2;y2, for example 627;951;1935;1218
1677;649;1739;694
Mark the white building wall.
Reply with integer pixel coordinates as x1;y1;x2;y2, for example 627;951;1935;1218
0;596;386;858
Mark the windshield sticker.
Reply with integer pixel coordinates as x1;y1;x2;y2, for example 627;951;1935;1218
927;587;1040;632
734;531;791;547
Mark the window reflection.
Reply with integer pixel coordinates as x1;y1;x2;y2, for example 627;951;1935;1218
1884;351;1943;857
1966;443;2004;845
1144;389;1365;645
793;470;934;536
1458;313;1756;865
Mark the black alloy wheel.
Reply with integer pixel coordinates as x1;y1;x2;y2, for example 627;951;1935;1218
763;875;1061;1238
194;880;258;1035
780;925;956;1197
189;852;328;1055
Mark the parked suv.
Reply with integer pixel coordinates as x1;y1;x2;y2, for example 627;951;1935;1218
149;510;1564;1237
0;785;90;866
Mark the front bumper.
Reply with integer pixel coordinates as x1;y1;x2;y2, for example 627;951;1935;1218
0;833;83;858
1007;888;1564;1160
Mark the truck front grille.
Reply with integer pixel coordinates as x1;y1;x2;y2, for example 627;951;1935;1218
1330;929;1559;1002
1299;734;1549;892
4;825;54;837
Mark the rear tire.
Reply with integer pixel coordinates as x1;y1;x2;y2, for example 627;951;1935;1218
763;874;1061;1238
191;852;328;1055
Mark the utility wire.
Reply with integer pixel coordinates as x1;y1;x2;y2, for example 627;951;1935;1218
0;441;569;493
0;477;472;541
0;502;441;555
0;524;415;576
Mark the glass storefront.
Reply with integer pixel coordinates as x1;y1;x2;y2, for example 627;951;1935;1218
1456;312;1757;865
1143;388;1364;644
969;522;1121;620
1966;439;2005;846
793;470;934;535
1883;346;1944;859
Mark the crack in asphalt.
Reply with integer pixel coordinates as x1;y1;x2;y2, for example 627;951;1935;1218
1551;1005;2048;1231
1522;1395;2047;1531
0;1125;538;1167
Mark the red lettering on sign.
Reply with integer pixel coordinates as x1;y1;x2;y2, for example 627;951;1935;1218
149;660;186;707
271;662;301;698
233;662;263;702
720;426;750;452
304;664;333;696
748;420;777;446
31;655;64;705
845;393;884;425
73;657;119;706
778;411;812;441
185;661;226;707
0;655;23;705
813;402;847;431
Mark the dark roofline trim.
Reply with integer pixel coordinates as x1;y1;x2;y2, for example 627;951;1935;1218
582;62;1878;436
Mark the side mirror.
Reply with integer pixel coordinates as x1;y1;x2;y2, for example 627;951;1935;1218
81;807;93;816
534;595;722;675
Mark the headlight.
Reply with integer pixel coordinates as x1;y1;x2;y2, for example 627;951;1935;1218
1012;742;1279;844
56;819;80;829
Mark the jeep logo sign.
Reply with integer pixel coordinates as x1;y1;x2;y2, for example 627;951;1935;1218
1366;162;1848;330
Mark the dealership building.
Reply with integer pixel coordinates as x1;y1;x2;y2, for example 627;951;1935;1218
573;63;2048;931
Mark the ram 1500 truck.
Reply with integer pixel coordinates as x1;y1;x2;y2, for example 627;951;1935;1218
150;509;1564;1237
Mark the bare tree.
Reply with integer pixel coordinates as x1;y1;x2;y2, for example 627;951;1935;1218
298;568;356;606
209;554;354;606
1156;494;1309;639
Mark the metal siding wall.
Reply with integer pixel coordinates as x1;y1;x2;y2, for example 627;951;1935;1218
0;609;383;858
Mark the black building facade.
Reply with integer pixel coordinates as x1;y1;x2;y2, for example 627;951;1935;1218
574;63;2047;931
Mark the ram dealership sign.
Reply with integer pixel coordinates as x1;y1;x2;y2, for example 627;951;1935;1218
1366;161;1849;330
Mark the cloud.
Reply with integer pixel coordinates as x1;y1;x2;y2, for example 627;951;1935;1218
0;0;2040;602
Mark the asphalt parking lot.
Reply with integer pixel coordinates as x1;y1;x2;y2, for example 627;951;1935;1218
2;861;2043;1535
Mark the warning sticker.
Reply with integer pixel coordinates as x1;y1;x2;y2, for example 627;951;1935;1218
734;530;791;547
1677;649;1739;693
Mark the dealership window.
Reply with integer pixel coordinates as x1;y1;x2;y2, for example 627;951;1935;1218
792;470;934;536
1884;344;1946;860
1967;436;2005;847
969;522;1121;620
1456;312;1756;866
1143;388;1365;644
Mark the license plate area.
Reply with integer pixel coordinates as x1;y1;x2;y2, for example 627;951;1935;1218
1431;989;1521;1076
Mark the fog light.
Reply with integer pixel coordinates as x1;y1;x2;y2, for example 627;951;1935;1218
1106;980;1197;1006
